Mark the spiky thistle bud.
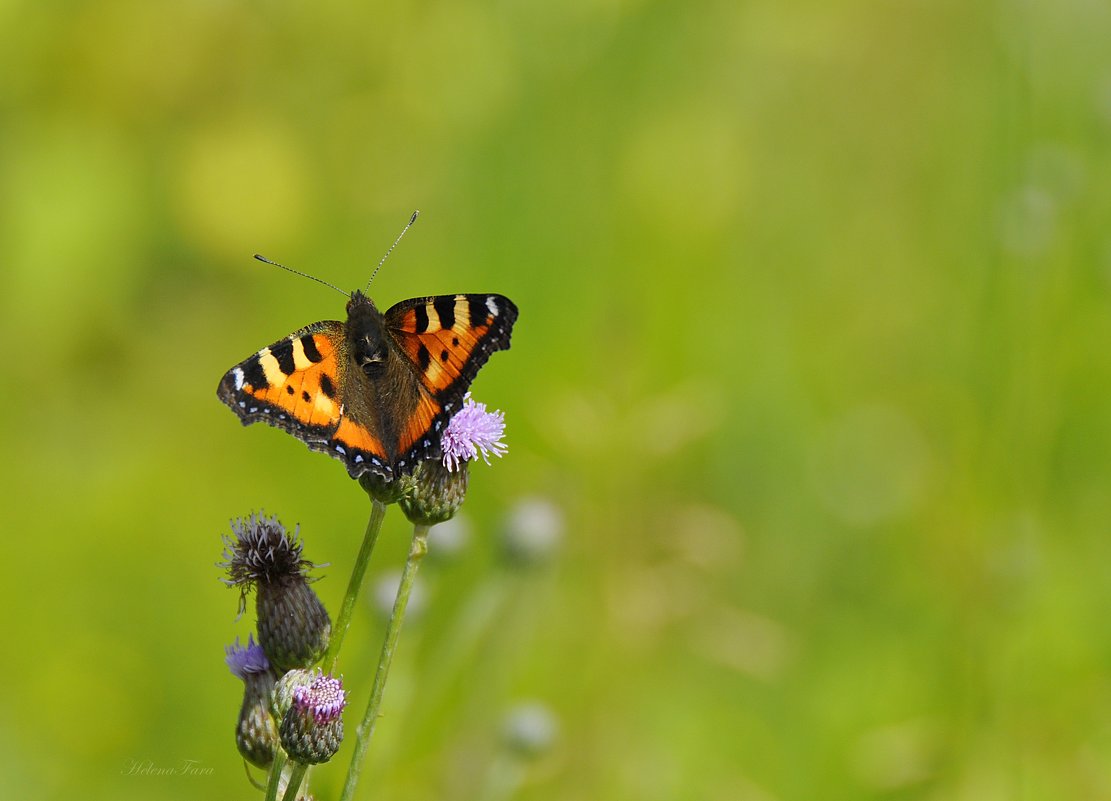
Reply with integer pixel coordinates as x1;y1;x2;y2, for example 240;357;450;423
278;671;347;765
220;513;331;673
225;635;278;768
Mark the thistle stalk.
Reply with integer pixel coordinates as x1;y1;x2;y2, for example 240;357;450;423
263;750;287;801
282;764;308;801
339;523;431;801
323;498;388;674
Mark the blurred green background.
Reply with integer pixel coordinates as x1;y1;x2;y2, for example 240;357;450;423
3;0;1111;799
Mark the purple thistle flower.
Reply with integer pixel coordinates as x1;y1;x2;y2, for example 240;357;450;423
225;634;270;680
441;395;507;472
292;673;346;724
228;635;279;768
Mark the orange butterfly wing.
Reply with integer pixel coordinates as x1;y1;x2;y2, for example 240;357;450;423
217;322;393;478
385;294;518;462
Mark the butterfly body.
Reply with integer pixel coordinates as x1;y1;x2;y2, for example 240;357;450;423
218;290;517;481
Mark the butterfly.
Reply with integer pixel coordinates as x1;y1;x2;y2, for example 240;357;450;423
218;286;518;481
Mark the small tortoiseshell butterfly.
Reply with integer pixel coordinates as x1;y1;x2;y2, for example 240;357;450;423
217;221;517;481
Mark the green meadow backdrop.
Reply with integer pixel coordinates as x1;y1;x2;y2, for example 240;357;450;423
2;1;1111;799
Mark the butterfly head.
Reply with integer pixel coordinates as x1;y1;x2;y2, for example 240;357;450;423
346;290;390;376
346;289;377;315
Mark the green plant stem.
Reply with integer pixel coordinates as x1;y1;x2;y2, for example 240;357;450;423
264;750;287;801
281;762;308;801
323;498;388;675
339;523;431;801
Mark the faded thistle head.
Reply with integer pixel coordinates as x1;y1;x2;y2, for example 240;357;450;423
220;512;318;606
220;513;331;673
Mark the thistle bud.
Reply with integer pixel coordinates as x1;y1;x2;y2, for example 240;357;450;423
279;671;347;765
270;667;315;721
225;635;278;768
358;471;406;505
220;513;332;672
399;459;469;526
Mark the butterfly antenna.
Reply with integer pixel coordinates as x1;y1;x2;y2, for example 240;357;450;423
253;254;350;298
366;210;419;291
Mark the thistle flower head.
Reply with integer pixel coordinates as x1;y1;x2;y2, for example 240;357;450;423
292;673;347;724
441;395;507;472
220;513;331;672
225;634;269;680
225;635;279;768
279;670;347;764
220;512;317;595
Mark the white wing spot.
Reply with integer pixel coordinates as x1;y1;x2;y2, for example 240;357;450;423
354;454;364;463
486;296;499;316
335;445;346;455
233;368;245;390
